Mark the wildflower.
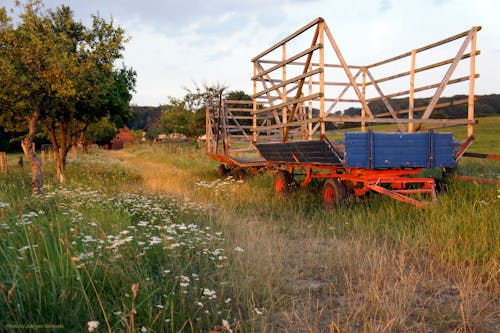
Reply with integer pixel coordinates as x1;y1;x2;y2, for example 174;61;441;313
87;321;99;332
197;301;203;307
149;236;162;246
203;288;217;299
225;298;231;304
234;246;244;253
254;308;263;315
156;304;164;309
141;326;147;333
222;320;232;333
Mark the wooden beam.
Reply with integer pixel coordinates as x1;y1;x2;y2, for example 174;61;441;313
366;75;478;102
374;98;471;118
323;23;373;118
323;116;475;125
251;17;323;62
365;51;479;86
463;152;500;160
283;23;321;140
468;27;478;137
258;59;362;69
252;44;322;80
325;69;362;113
366;27;481;68
225;100;253;105
417;29;474;127
252;92;322;115
253;68;322;98
409;49;416;133
365;69;406;132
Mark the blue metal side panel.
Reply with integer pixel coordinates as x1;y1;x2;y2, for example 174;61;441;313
344;132;457;169
344;132;370;168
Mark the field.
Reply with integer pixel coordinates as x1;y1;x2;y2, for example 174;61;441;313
1;117;499;332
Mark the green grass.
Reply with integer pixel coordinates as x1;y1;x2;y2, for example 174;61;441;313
0;159;240;332
0;117;499;332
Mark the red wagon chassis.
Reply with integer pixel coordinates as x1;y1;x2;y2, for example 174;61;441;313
274;165;436;209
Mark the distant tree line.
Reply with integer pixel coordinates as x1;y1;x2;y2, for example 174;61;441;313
342;94;500;118
125;86;248;140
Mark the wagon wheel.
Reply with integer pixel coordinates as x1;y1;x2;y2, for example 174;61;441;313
236;168;248;181
323;179;347;209
274;170;294;195
217;164;227;177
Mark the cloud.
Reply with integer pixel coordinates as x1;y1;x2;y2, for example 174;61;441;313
379;0;393;13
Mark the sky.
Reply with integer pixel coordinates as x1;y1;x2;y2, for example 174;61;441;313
3;0;499;106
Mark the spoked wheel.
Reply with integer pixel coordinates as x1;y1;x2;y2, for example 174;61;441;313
274;170;294;196
217;164;228;177
323;178;347;209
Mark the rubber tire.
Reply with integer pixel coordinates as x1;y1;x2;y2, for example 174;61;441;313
274;170;294;196
217;164;227;177
236;169;248;181
323;179;347;209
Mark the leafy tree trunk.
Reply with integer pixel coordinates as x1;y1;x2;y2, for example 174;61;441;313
21;105;43;195
55;147;70;183
47;121;71;183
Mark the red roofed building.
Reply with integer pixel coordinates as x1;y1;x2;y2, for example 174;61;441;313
111;126;134;150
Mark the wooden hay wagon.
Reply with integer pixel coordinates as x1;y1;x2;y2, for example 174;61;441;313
208;17;495;208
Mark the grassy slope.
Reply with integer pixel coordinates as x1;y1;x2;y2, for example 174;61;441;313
108;117;499;332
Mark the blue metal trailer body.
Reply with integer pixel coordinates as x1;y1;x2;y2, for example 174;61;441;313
344;132;457;169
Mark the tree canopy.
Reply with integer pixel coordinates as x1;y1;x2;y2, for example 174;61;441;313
0;0;135;191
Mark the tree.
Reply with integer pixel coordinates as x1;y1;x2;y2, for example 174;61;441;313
159;99;193;137
84;117;118;146
0;1;135;191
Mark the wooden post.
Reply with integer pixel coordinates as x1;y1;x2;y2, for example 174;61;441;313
308;67;313;140
319;21;325;137
467;28;477;137
0;152;6;173
282;43;287;141
409;49;416;133
361;68;367;132
253;61;257;143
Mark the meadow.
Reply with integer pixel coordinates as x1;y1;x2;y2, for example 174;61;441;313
0;117;499;332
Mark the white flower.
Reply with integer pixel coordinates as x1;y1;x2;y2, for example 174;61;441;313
141;326;147;332
234;246;244;253
254;308;263;315
222;319;232;333
87;321;99;332
203;288;217;299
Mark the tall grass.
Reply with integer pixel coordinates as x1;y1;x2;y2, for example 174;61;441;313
110;138;499;332
0;158;242;332
1;116;499;332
